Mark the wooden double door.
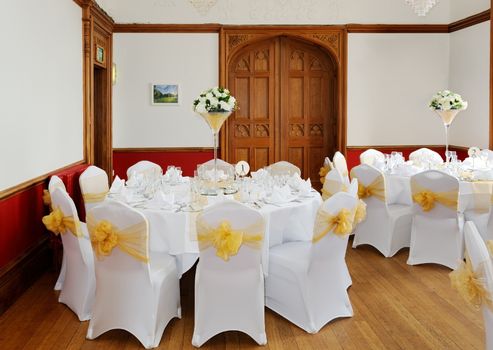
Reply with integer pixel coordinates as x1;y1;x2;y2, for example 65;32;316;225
226;36;337;188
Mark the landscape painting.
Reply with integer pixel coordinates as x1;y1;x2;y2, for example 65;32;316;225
152;84;179;105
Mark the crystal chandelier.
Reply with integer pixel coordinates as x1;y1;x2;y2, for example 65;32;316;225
405;0;439;16
189;0;218;16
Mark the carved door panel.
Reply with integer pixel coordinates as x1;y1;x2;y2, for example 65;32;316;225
228;39;277;170
280;37;335;189
227;36;336;189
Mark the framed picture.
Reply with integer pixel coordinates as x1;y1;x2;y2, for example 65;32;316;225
152;84;179;105
96;45;105;64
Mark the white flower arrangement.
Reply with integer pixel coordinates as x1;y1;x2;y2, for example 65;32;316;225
429;90;468;111
193;87;237;113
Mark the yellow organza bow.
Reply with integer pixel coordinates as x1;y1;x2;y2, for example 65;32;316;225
354;199;367;225
87;214;149;263
42;189;52;207
313;207;355;243
355;176;386;201
411;181;457;212
196;219;264;261
321;180;347;201
83;191;108;204
319;165;330;184
42;207;82;237
449;257;493;312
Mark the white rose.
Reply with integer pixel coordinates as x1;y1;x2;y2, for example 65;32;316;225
209;97;219;107
195;103;207;113
206;92;213;99
219;101;231;111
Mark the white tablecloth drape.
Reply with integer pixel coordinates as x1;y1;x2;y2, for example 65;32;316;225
138;194;322;277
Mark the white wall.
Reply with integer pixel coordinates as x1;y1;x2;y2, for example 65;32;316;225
0;0;83;191
449;21;490;149
112;33;218;148
347;34;450;146
96;0;451;24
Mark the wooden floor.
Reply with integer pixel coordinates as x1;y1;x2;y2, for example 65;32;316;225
0;242;485;350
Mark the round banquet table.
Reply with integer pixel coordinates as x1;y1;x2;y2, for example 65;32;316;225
121;189;322;277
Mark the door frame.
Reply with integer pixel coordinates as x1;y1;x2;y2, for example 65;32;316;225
219;25;347;162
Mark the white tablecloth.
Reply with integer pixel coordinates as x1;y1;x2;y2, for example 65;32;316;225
137;194;322;277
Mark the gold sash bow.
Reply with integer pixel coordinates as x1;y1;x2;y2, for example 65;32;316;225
450;257;493;312
355;176;386;201
319;165;330;184
411;181;457;212
313;207;355;243
354;199;367;225
42;207;82;237
87;214;149;263
83;191;108;204
43;189;52;207
196;219;264;261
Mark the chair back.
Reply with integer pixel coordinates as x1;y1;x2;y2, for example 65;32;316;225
409;148;443;165
360;149;385;166
350;164;387;207
461;183;493;241
196;201;265;272
79;166;109;214
321;168;346;200
51;188;92;265
347;178;359;198
267;161;301;177
87;200;151;284
198;158;234;179
333;152;349;183
410;170;458;219
310;192;357;268
127;160;162;180
49;175;66;194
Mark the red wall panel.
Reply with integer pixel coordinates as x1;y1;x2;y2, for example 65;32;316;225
0;164;88;269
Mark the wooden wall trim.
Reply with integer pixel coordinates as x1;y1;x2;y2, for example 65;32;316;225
347;24;449;33
113;23;221;33
449;9;490;33
113;147;213;153
0;237;51;315
0;160;86;201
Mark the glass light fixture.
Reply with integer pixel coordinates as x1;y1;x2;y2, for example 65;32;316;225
405;0;439;16
188;0;218;16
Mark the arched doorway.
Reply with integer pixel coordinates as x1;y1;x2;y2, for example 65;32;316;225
221;28;346;189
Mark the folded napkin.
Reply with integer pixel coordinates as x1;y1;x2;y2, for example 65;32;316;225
392;164;420;177
251;168;269;181
164;167;183;183
147;191;175;209
109;176;125;194
126;173;143;187
297;178;312;197
266;185;293;204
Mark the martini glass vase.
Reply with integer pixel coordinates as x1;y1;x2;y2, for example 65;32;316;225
199;111;232;194
435;109;460;163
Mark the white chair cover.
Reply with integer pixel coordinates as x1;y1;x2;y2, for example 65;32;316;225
192;201;266;347
79;165;109;216
460;183;492;242
407;170;462;269
360;149;385;166
86;200;180;349
351;164;413;257
266;192;357;333
267;161;301;177
48;175;68;291
49;188;95;321
409;148;443;165
197;158;234;179
333;151;350;185
321;167;346;200
463;222;493;350
127;160;163;179
347;178;359;198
